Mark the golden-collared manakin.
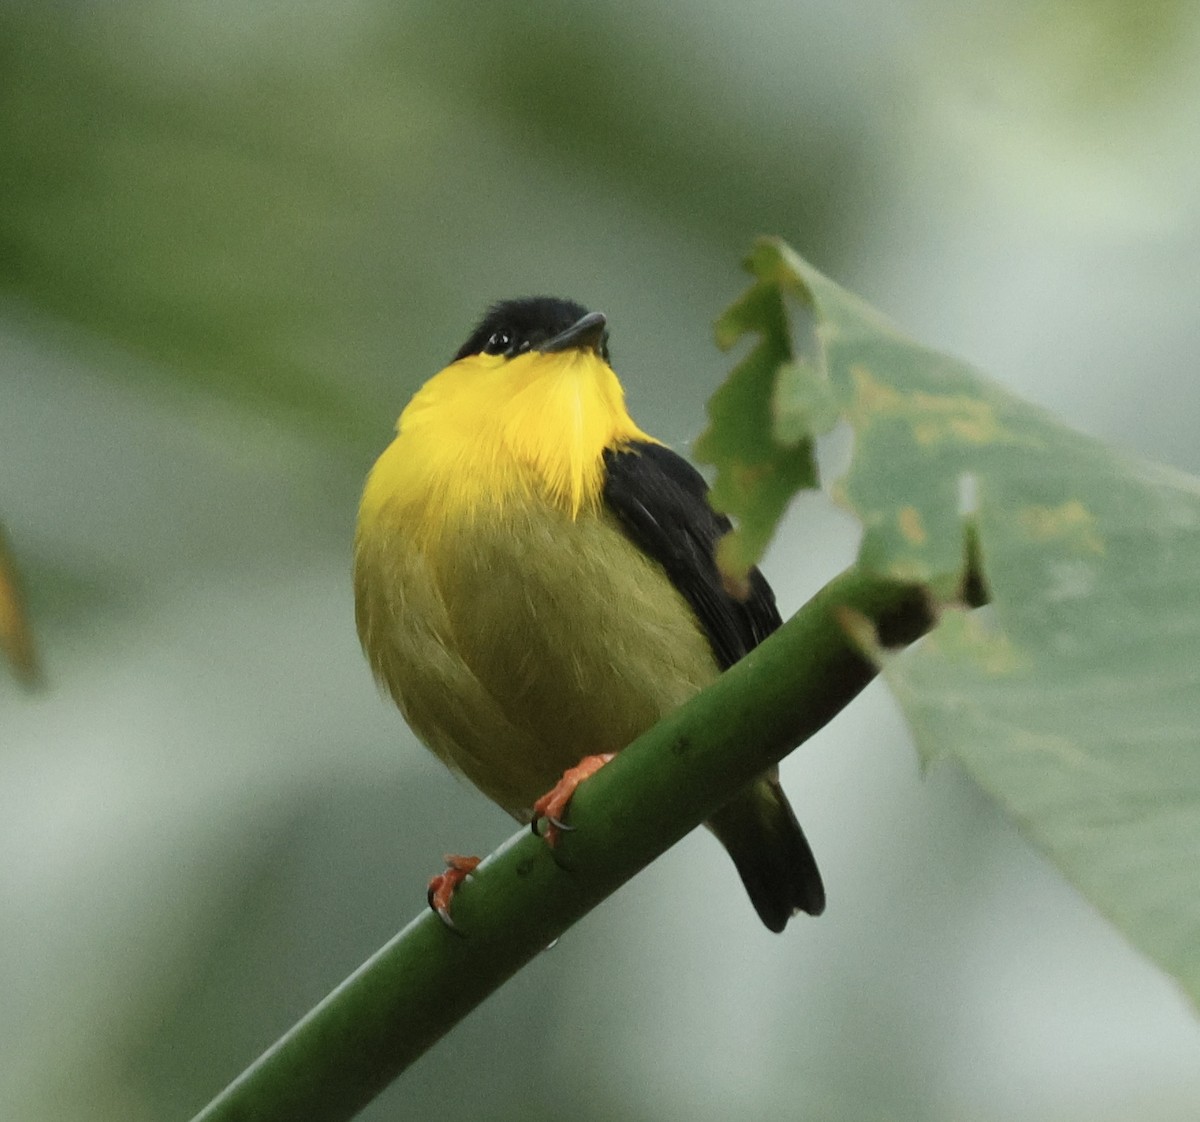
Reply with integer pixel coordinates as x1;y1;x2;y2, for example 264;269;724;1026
353;298;825;932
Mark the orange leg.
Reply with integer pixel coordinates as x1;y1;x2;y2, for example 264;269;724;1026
532;753;615;846
427;853;481;930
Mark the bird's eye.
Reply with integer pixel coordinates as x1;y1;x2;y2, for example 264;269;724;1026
484;330;513;355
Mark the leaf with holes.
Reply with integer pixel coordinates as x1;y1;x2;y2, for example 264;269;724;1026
698;237;1200;1009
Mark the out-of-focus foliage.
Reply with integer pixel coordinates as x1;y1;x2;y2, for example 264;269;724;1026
3;1;1200;1120
0;1;863;454
700;237;1200;1008
0;3;382;449
0;523;39;684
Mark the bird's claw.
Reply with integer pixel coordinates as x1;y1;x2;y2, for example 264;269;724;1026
529;815;575;839
427;854;481;932
531;753;615;847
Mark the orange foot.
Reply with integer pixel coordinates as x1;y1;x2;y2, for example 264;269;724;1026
427;853;481;930
532;753;615;846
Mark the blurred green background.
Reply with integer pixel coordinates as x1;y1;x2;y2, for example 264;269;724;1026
3;2;1200;1119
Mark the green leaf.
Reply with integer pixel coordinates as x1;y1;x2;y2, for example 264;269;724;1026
703;235;1200;1010
883;458;1200;1009
694;274;820;577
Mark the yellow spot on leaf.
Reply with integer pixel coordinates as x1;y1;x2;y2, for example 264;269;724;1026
849;367;1036;448
898;506;928;545
731;461;774;494
886;558;932;584
834;606;880;657
972;632;1025;677
849;365;903;413
715;533;752;594
927;608;1027;676
1018;500;1105;555
1009;728;1119;782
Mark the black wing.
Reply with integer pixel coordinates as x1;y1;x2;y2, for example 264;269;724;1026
601;441;781;669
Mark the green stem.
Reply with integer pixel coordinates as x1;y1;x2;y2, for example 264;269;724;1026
189;564;951;1122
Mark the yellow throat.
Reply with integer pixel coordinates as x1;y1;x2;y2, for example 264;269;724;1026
360;347;653;533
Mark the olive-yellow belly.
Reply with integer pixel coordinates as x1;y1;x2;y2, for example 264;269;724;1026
354;494;720;818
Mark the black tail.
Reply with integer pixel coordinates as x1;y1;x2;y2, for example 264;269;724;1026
708;775;825;932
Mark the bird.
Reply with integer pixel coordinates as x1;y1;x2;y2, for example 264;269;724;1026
353;296;825;932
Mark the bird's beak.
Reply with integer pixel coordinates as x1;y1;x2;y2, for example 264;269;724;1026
540;311;608;355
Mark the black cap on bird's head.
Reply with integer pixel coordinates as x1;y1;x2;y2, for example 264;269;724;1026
453;297;611;363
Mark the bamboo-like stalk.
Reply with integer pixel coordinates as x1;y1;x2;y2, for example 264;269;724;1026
190;563;967;1122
